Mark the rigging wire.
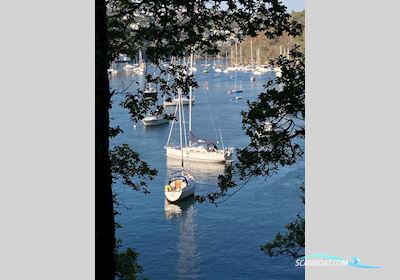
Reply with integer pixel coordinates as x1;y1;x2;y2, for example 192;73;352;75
202;84;220;142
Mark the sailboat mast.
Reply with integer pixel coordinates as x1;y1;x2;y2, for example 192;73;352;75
225;49;228;68
178;89;184;168
235;43;238;66
189;52;193;141
240;44;242;65
230;46;233;66
250;39;253;67
234;70;237;89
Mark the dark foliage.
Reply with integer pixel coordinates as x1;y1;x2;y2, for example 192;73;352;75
114;240;146;280
261;185;305;258
110;144;157;194
261;215;305;258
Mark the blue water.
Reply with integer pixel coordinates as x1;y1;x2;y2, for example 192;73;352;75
109;64;304;280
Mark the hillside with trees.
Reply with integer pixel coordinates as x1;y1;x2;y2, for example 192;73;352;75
221;10;304;65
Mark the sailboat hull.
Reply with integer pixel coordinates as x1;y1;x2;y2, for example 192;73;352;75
165;146;232;163
165;177;195;202
142;116;169;126
164;97;195;107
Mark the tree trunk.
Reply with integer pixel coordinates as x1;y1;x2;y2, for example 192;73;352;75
96;0;115;279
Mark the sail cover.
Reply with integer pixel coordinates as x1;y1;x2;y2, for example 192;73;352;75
189;131;218;147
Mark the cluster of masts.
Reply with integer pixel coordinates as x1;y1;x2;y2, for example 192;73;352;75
107;51;145;75
108;49;282;203
141;54;235;203
108;41;289;78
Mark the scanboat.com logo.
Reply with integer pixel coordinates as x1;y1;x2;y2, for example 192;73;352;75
295;253;382;268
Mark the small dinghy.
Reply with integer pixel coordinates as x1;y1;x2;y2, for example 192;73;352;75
235;96;243;100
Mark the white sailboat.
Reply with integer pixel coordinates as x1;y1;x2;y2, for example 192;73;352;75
227;70;243;94
107;61;118;75
108;68;118;75
164;88;196;203
164;96;195;107
142;114;169;126
252;48;262;75
166;53;234;163
203;54;209;74
274;67;282;77
223;49;229;73
215;54;222;73
142;107;169;126
123;63;135;70
143;82;157;98
133;50;145;74
163;57;195;107
190;55;197;72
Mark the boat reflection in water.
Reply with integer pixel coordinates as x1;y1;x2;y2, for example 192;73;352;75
164;196;199;278
164;156;227;277
166;157;227;185
164;196;195;220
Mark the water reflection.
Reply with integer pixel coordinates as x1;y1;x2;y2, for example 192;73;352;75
164;196;195;220
166;157;226;184
164;197;199;279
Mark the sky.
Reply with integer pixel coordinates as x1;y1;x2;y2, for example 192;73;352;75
282;0;305;12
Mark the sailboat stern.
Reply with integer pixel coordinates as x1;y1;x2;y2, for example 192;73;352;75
164;176;195;202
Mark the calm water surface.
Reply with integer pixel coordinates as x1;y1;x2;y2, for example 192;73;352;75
109;63;304;280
